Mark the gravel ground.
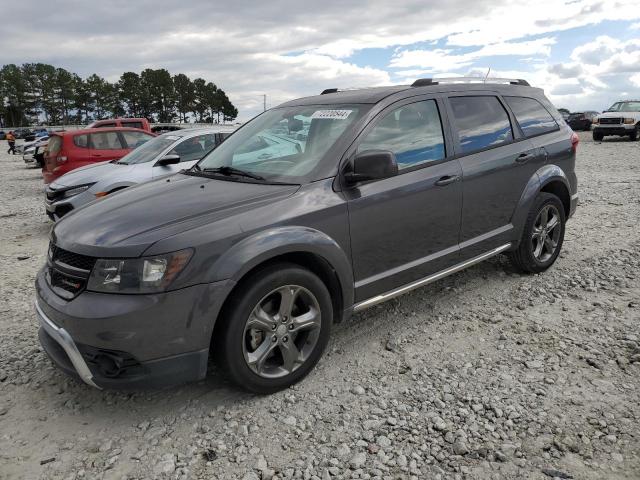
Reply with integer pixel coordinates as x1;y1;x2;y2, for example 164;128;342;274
0;131;639;480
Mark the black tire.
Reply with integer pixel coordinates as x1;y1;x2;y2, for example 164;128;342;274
593;131;603;141
215;263;332;394
509;192;566;274
629;127;639;141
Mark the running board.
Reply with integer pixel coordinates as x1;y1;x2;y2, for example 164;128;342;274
353;243;512;312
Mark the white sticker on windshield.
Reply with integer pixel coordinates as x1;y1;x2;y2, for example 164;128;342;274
310;109;353;120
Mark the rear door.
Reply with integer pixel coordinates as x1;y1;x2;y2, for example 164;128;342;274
447;94;545;258
89;130;128;162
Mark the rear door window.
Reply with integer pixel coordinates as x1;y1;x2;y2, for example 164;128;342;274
90;131;124;150
121;130;152;148
358;100;446;170
505;96;558;137
73;134;89;148
449;96;513;154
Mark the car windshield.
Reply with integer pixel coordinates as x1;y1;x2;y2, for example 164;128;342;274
195;104;365;182
117;136;179;165
607;101;640;112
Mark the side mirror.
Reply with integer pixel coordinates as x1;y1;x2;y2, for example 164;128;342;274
155;154;180;166
344;150;398;184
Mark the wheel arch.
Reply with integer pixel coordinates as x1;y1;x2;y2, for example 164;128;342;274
209;226;354;326
511;165;571;243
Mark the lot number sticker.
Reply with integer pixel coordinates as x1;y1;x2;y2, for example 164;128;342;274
310;110;353;120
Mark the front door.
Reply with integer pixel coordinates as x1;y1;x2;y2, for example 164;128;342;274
344;98;463;302
152;133;218;178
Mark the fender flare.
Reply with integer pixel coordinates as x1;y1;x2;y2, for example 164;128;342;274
511;164;571;241
208;226;354;312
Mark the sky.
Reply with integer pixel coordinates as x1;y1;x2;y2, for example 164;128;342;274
1;0;639;121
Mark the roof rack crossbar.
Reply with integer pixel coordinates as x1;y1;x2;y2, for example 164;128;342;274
412;77;530;87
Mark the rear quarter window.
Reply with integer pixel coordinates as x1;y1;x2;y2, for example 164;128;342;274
449;96;513;154
505;96;558;138
47;136;62;155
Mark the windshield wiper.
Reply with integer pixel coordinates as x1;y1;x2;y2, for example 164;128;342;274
201;166;265;181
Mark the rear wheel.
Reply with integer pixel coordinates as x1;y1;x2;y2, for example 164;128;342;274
216;263;332;394
593;131;603;141
509;193;565;273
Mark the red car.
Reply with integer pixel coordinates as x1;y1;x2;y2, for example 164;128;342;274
42;127;155;184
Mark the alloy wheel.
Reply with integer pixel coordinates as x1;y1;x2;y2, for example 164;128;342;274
242;285;321;379
531;204;561;262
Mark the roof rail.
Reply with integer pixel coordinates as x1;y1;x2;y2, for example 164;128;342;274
411;77;530;87
321;88;339;95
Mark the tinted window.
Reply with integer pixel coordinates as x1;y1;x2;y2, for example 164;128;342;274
358;100;445;170
505;96;558;137
169;134;216;162
90;131;123;150
122;121;143;129
73;134;89;148
95;122;116;128
450;96;513;154
121;130;152;148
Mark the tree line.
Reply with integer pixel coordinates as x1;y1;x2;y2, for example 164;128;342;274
0;63;238;127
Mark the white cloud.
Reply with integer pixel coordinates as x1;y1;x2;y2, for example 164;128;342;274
390;38;556;72
1;0;640;119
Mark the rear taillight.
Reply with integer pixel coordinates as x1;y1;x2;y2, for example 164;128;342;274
571;132;579;153
56;155;67;164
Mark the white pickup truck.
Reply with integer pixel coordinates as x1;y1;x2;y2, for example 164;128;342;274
593;100;640;141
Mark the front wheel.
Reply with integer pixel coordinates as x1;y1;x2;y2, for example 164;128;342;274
593;131;604;141
215;263;332;394
629;127;639;141
509;193;566;273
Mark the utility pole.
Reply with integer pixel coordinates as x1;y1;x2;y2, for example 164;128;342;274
263;94;267;112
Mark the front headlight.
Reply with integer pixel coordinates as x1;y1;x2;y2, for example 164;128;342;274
62;183;96;199
87;249;193;293
623;118;635;124
592;117;599;124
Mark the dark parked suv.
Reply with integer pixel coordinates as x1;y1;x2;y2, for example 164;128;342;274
36;78;579;393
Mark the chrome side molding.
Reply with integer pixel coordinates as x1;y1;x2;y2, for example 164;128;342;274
353;243;512;312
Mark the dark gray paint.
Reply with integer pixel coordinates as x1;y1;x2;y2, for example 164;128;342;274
37;81;579;388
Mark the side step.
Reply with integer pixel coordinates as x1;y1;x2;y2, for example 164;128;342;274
353;243;511;312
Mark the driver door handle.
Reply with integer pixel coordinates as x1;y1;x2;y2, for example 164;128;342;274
516;153;534;163
435;175;459;186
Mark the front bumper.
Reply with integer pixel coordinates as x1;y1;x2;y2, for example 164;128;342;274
594;125;635;136
44;188;94;221
36;268;236;389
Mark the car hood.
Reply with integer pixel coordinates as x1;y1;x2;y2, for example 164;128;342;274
52;174;300;257
50;162;132;188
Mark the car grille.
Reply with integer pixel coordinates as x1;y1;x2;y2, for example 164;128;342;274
50;244;97;271
47;244;96;299
600;117;622;125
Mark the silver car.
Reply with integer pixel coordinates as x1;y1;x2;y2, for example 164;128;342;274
45;127;235;220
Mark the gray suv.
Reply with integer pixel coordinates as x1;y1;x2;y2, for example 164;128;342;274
36;78;579;393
